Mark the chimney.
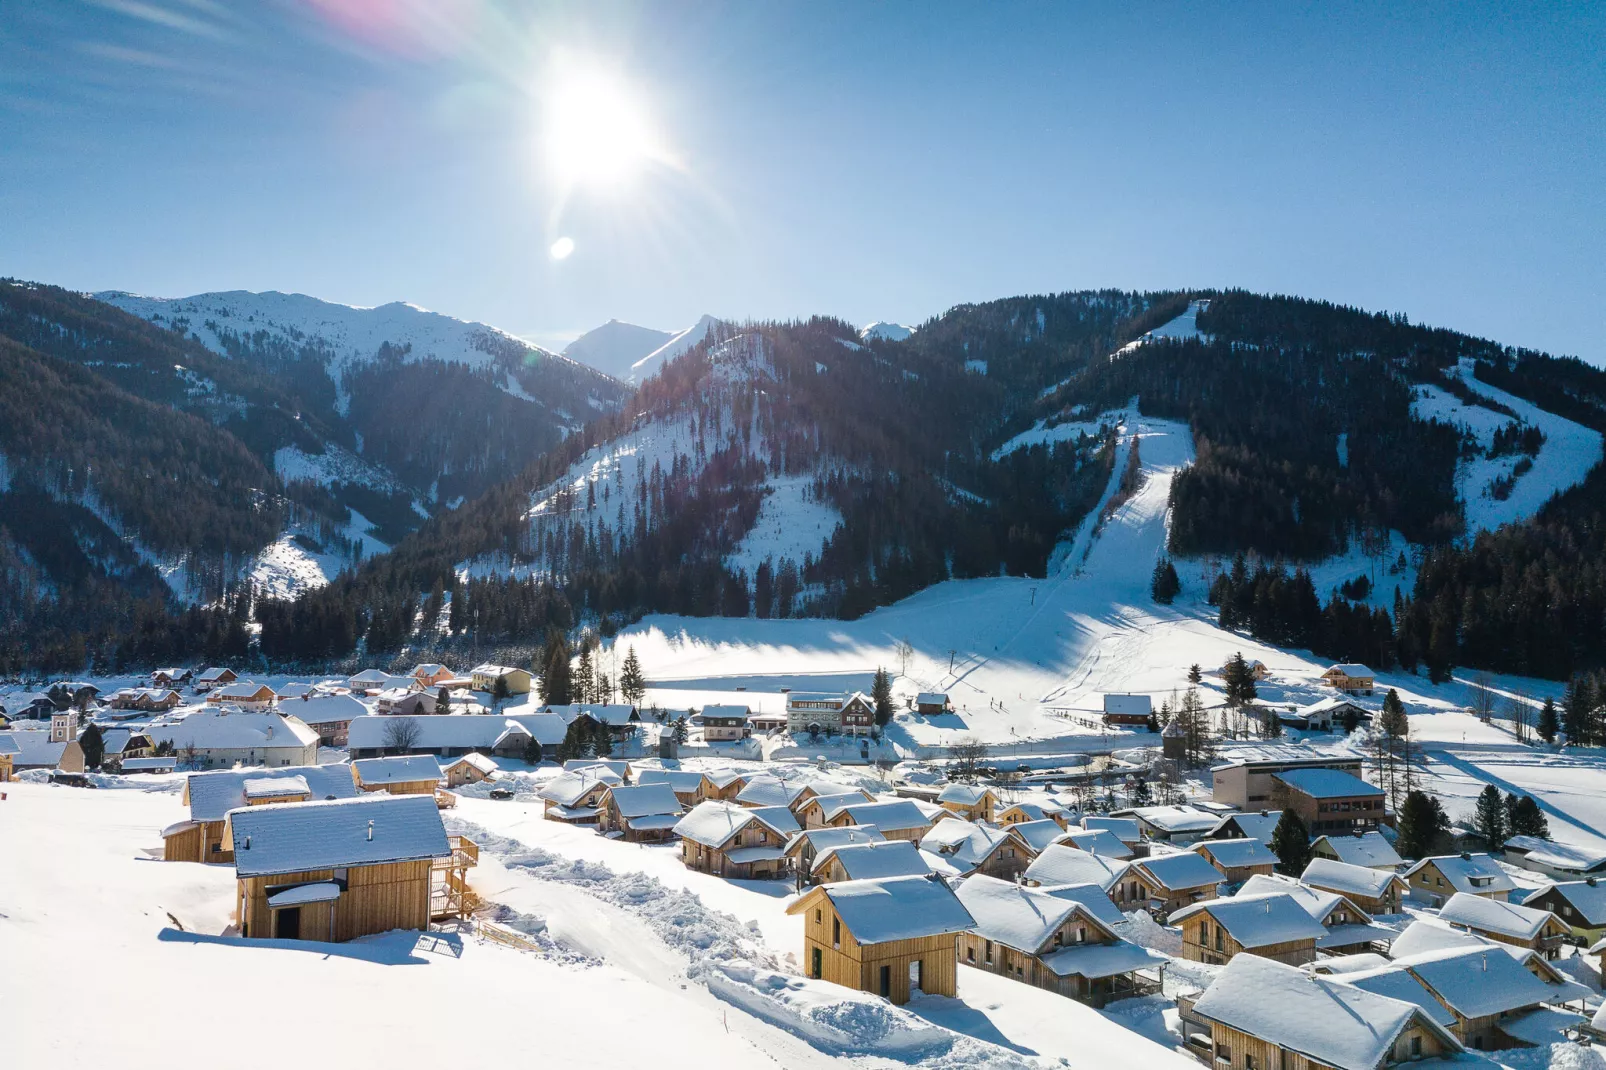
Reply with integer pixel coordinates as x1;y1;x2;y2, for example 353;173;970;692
1460;851;1471;860
243;835;251;850
1264;899;1272;914
1480;954;1487;972
367;819;374;842
1589;877;1598;887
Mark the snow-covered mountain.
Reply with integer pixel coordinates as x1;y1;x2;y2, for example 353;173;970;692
860;320;915;342
629;314;721;382
562;319;675;381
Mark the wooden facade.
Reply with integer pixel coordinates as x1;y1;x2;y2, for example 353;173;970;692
164;818;232;862
797;898;958;1004
1522;884;1606;948
1407;860;1508;906
679;823;789;880
1179;909;1317;967
357;778;439;797
824;809;929;842
238;859;432;942
1193;842;1275;886
938;790;996;823
1194;1017;1451;1070
1122;863;1219;914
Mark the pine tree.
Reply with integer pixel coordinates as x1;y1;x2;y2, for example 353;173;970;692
672;716;688;744
872;667;894;726
1187;664;1202;685
79;722;105;770
1537;696;1559;744
438;685;453;713
540;630;573;706
1510;795;1550;839
575;646;595;705
1473;784;1507;849
1396;790;1450;859
1151;557;1180;604
619;645;647;706
1269;809;1312;876
522;736;544;765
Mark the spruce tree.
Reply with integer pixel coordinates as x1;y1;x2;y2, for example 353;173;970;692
619;645;647;706
438;685;453;713
1510;795;1549;839
575;646;595;705
79;723;105;770
1473;784;1507;849
1187;664;1202;685
672;716;689;744
522;736;544;765
1396;790;1449;859
1151;558;1180;604
1537;697;1558;744
872;667;894;726
540;630;573;706
1269;809;1312;876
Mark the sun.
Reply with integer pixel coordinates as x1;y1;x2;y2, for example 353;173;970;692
543;60;660;191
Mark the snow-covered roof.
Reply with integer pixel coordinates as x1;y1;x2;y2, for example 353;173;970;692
1324;664;1375;677
1236;874;1351;922
470;664;522;677
411;663;448;676
266;881;342;907
937;784;993;806
1272;768;1382;799
1387;917;1488;960
725;845;786;865
1302;857;1403;899
4;732;69;768
1195;838;1277;870
998;801;1064;823
1213;811;1282;843
229;794;450;878
831;799;932;834
347;669;392;685
1534;880;1606;926
784;826;885;857
1133;850;1225;891
121;757;177;771
151;710;318;752
1102;694;1151;716
1082;816;1142;843
1504;835;1606;874
352;754;442;786
606;782;682;819
443;752;499;776
699;704;750;720
815;840;932;880
1011;819;1072;854
1393;945;1555;1019
958;874;1116;952
279;693;368;726
1401;853;1515;895
196;667;235;682
735;775;814;809
1129;805;1220;833
792;875;975;945
918;819;1017;872
1039;939;1169;979
185;764;360;821
243;775;311;800
1437;891;1558;940
539;769;620;807
674;800;766;847
1330;967;1459;1028
1171;893;1327;948
569;759;631;778
1192;955;1461;1070
1313;831;1402;869
345;714;557;752
914;692;948;705
703;769;747;790
1035;882;1125;929
212;680;276;701
637;768;710;793
1023;845;1128;890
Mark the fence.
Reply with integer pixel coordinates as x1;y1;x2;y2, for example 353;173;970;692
476;920;543;953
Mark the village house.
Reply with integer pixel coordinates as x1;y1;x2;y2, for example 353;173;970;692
812;839;932;884
823;798;935;842
553;704;643;744
636;768;723;808
351;755;443;797
163;763;361;862
109;687;182;712
1523;880;1606;947
956;875;1167;1007
0;733;16;781
784;691;876;737
1289;695;1369;731
283;692;369;748
1212;752;1370;810
918;818;1033;880
736;774;824;811
1173;892;1327;966
567;758;632;781
538;767;620;824
701;769;748;800
1124;805;1221;845
1236;874;1395;956
346;669;410;695
346;713;567;761
1270;767;1388;836
100;728;156;767
1192;838;1278;886
914;692;951;715
1436;892;1568;958
230;793;474;942
1208;810;1281;844
698;705;752;742
376;687;438;716
1302;857;1408;914
787;874;975;1004
784;826;887;883
1321;663;1377;694
1060;827;1134;859
1343;945;1561;1051
674;800;800;879
936;783;997;823
469;664;531;695
5;715;86;774
205;680;278;710
442;753;499;789
1082;815;1144;848
150;709;319;769
1403;853;1514;906
1179;953;1463;1070
1101;693;1152;727
1384;917;1592;1010
1311;830;1404;871
1011;819;1073;855
1022;844;1129;896
194;667;238;693
151;668;191;688
1120;851;1225;915
795;789;878;828
1501;836;1606;881
597;782;684;842
995;800;1070;828
410;664;454;688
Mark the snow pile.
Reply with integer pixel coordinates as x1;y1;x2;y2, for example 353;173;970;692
704;963;953;1057
1115;909;1182;955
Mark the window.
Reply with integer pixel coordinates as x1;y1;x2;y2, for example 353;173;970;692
1410;1035;1421;1056
1214;926;1224;953
1564;905;1574;918
815;908;822;923
967;946;975;963
1076;927;1085;944
1244;1054;1256;1070
985;940;994;964
832;917;840;947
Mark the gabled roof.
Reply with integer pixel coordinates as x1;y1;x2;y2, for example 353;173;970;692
830;799;932;834
1195;837;1277;870
784;826;885;858
1212;811;1282;843
442;752;499;776
1532;879;1606;926
674;800;770;848
918;818;1020;872
1011;819;1072;854
196;667;235;682
352;754;442;786
1273;768;1383;799
699;704;751;719
605;782;682;819
958;873;1117;952
636;768;710;793
184;764;361;821
1171;893;1327;949
937;784;994;806
1329;967;1459;1028
1312;831;1403;869
1035;882;1126;929
1401;853;1515;895
1236;873;1359;923
229;794;450;878
997;801;1063;823
735;775;815;809
212;680;276;701
151;710;318;752
1302;857;1405;900
1392;945;1555;1019
1324;663;1375;676
1023;845;1128;890
914;692;948;705
1133;850;1225;892
786;875;974;944
1102;693;1151;715
1128;805;1220;834
280;693;368;727
1192;954;1462;1070
815;839;932;880
1386;917;1488;960
1504;835;1606;875
1082;815;1142;843
538;769;620;807
1438;891;1559;940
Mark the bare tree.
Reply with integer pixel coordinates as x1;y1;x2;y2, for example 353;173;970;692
383;718;423;754
1506;690;1532;744
181;742;199;770
873;757;897;786
895;638;914;679
949;737;987;781
1469;673;1498;724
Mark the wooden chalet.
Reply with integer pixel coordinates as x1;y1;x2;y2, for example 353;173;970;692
162;764;360;863
597;782;684;842
1192;838;1277;886
1101;693;1152;726
811;839;932;884
1207;810;1282;844
787;875;974;1003
1303;857;1408;914
230;794;478;942
1436;892;1569;958
1172;893;1326;966
1060;827;1134;860
823;798;934;842
376;688;437;716
1121;851;1224;915
442;752;499;788
957;875;1164;1006
351;755;444;797
1236;874;1395;956
795;789;878;828
1321;663;1376;694
151;668;191;688
1310;830;1404;871
918;818;1033;880
1179;954;1462;1070
783;827;887;884
936;784;997;823
636;768;719;808
698;705;752;742
205;680;277;709
1340;945;1560;1051
194;667;238;692
537;768;621;824
995;800;1070;829
1402;853;1513;907
1524;880;1606;947
914;692;950;716
673;800;800;879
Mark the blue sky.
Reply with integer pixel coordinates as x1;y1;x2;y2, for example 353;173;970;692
2;2;1602;361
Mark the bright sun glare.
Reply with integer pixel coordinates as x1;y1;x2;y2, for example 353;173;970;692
544;61;659;190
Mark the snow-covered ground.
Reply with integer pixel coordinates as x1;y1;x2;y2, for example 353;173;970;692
724;473;844;579
1114;300;1211;357
860;321;915;343
629;313;719;382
